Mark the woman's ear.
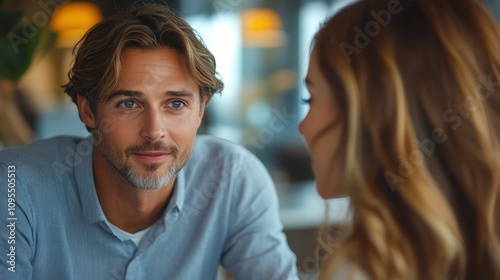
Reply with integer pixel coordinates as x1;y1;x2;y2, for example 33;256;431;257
77;95;96;129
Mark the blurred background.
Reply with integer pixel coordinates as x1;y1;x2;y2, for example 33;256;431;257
1;0;499;277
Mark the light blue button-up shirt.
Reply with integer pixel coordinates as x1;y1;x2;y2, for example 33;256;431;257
0;135;298;279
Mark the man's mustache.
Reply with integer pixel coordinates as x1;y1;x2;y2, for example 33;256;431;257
125;141;178;156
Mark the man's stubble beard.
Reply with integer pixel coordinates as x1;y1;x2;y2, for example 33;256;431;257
94;130;192;190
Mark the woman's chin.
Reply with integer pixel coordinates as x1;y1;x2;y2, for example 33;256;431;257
316;179;346;199
315;180;334;199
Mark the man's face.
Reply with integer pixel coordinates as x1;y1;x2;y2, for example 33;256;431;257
88;47;205;190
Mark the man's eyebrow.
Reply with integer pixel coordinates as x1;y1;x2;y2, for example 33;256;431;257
165;90;195;102
107;90;142;101
106;90;196;102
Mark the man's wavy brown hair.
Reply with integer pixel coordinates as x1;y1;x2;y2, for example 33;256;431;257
63;3;224;132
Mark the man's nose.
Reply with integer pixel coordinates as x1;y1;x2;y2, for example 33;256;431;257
141;109;166;141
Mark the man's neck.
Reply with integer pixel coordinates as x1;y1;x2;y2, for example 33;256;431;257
92;149;175;233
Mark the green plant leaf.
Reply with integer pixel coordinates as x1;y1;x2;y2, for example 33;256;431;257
0;0;11;10
0;11;24;35
0;22;42;81
0;8;55;82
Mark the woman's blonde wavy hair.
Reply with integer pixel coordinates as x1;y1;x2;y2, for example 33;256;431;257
314;0;500;279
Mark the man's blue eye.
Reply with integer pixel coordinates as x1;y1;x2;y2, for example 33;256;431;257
171;101;183;108
123;100;136;108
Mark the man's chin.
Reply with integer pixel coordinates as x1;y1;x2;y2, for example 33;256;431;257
125;173;173;190
127;164;178;186
139;163;163;172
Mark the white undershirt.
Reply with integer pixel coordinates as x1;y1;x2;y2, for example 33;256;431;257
109;223;154;246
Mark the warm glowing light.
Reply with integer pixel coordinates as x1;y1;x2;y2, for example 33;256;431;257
240;9;286;48
50;2;103;48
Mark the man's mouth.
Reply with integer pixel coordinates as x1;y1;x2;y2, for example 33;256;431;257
132;151;171;164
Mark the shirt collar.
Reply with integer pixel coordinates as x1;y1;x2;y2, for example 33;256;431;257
170;169;185;212
74;136;107;224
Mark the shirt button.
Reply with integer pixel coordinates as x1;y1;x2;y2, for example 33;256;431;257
167;213;178;222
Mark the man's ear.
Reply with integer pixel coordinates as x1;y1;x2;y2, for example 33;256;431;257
197;94;209;127
77;95;96;129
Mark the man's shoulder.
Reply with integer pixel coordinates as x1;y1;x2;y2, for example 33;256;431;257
1;135;84;156
0;135;86;172
187;135;265;176
193;135;255;161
